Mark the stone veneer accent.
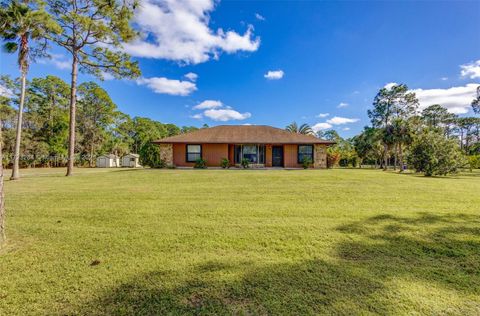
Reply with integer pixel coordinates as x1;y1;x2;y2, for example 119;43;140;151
159;143;173;166
314;144;327;168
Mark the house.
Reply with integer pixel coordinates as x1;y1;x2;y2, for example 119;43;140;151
96;154;120;168
153;125;335;168
121;153;141;168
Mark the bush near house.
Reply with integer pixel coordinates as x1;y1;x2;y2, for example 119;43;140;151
301;157;313;169
220;158;230;169
241;158;250;169
194;158;207;169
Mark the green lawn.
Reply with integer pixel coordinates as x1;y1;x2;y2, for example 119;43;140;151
1;168;479;315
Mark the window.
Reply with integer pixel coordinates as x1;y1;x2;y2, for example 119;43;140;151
298;145;313;163
243;145;258;163
186;144;202;162
234;145;266;164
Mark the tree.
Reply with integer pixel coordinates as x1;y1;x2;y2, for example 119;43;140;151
0;82;10;245
285;122;314;135
0;0;60;180
390;118;413;170
77;82;118;166
368;84;418;170
421;104;456;130
407;130;465;176
139;142;164;168
27;75;69;165
352;127;383;167
472;86;480;115
0;76;17;161
47;0;140;176
455;117;480;154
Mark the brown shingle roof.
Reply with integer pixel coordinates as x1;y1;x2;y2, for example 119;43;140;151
153;125;335;144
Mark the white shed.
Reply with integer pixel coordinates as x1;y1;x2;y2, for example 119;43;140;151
121;153;141;168
96;154;120;168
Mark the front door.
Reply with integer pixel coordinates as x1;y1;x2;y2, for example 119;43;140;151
272;146;284;167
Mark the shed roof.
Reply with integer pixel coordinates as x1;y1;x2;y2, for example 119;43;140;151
153;125;335;145
98;154;119;159
123;153;139;158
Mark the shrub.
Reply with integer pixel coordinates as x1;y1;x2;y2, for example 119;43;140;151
194;158;207;169
467;155;480;171
407;130;465;176
326;151;340;168
139;143;165;168
240;158;250;169
220;158;230;169
301;157;313;169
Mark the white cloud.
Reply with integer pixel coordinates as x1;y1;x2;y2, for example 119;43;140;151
441;77;448;81
123;0;260;64
190;113;203;119
0;84;13;98
137;77;197;96
343;127;350;131
203;108;251;121
184;72;198;82
326;116;360;125
264;70;284;80
460;60;480;79
316;113;330;118
312;122;333;132
38;53;71;70
193;100;223;110
411;83;479;114
255;13;265;21
100;72;115;81
384;82;398;90
337;102;349;108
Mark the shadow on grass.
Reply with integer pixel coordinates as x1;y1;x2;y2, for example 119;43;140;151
337;212;480;295
78;259;387;315
77;213;480;315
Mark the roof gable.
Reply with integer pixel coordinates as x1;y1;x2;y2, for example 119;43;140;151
153;125;335;144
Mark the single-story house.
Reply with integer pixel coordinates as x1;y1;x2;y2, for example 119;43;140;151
96;154;120;168
121;153;141;168
153;125;335;168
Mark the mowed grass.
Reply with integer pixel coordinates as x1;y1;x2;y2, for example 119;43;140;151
1;168;479;315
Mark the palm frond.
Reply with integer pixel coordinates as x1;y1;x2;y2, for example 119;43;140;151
2;42;18;53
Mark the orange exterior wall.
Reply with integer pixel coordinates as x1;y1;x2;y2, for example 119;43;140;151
283;144;302;168
171;143;322;168
265;145;272;167
173;143;228;167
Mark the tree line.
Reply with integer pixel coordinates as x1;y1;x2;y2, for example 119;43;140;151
287;84;480;176
0;74;203;169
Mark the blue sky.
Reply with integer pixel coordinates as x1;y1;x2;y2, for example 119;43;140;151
1;0;479;137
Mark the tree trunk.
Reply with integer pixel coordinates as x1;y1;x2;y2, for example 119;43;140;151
399;144;404;172
0;120;5;246
66;55;78;176
383;143;388;171
10;74;27;180
393;143;397;171
89;142;95;167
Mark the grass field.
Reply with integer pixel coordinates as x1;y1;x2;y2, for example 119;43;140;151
0;168;479;315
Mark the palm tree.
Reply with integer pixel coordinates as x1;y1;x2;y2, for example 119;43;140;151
285;122;314;135
0;1;59;180
391;119;412;171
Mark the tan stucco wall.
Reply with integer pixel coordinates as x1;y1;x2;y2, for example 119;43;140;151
314;144;327;169
159;144;173;166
